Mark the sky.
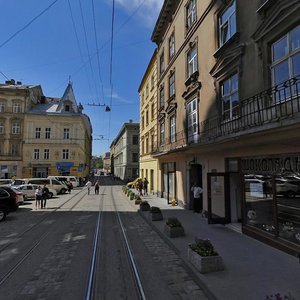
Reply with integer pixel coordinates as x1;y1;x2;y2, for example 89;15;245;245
0;0;163;156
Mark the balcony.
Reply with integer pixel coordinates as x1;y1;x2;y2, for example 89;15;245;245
152;76;300;155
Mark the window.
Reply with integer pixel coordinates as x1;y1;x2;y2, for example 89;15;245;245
145;137;149;153
159;86;165;108
132;153;139;163
271;25;300;100
151;75;154;90
169;32;175;61
35;128;41;139
12;102;21;113
0;103;5;112
187;99;198;142
45;128;51;139
221;73;239;120
65;105;70;112
63;128;70;139
44;149;50;160
141;140;144;155
132;135;139;145
141;92;144;106
0;143;2;155
219;1;236;46
186;0;196;29
187;46;198;77
146;85;149;97
34;149;40;160
151;134;155;152
0;121;4;134
170;115;176;143
10;143;19;156
146;110;149;125
160;52;165;76
62;149;69;159
169;72;175;98
142;115;145;130
160;122;165;145
151;103;155;120
12;122;20;134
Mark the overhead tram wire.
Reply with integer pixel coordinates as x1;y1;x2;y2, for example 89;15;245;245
0;0;61;49
0;71;9;80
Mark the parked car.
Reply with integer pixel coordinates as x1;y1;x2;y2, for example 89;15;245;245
275;178;299;197
48;176;79;188
0;179;13;186
0;186;20;212
21;178;67;194
14;184;57;200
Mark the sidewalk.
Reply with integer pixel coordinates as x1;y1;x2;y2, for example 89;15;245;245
139;192;300;300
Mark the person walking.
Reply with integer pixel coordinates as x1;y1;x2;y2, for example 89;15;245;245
85;180;92;195
35;186;42;209
143;178;149;195
41;184;49;209
137;179;143;196
191;183;203;213
94;181;100;195
67;181;73;193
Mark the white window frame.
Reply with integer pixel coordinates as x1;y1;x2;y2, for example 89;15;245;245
44;149;50;160
45;128;51;139
169;33;175;60
11;143;19;156
0;121;4;134
187;46;198;77
271;25;300;101
186;0;196;29
0;103;5;112
63;128;70;139
12;122;20;134
12;102;22;113
169;72;175;98
34;149;40;160
170;115;176;143
160;122;165;146
35;128;41;139
219;1;236;47
187;98;198;143
221;73;239;121
62;149;69;160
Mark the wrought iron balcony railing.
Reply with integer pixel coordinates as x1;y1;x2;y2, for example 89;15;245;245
152;76;300;155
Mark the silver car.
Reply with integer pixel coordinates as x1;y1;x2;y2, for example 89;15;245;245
15;184;57;200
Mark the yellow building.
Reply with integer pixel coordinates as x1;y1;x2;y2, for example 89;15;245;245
138;50;159;194
22;83;92;179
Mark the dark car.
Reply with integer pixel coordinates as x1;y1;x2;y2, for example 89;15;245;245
0;187;20;221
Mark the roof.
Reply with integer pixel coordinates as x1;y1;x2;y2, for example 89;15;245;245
113;121;140;145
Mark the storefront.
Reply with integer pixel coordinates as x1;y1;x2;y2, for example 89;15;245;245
241;154;300;256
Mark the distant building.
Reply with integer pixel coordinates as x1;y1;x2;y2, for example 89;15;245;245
138;50;159;194
110;120;139;181
0;80;92;179
103;152;111;174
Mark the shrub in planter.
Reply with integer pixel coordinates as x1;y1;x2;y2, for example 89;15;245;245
150;206;163;221
164;217;184;237
130;193;135;200
188;238;224;274
135;198;142;205
139;201;150;211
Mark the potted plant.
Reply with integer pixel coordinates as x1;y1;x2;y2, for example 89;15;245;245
188;238;224;274
130;193;135;200
139;200;150;211
134;195;142;204
164;217;185;238
149;206;163;221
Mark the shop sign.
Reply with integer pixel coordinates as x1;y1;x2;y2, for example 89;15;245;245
241;155;300;174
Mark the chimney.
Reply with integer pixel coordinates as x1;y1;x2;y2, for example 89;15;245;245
129;119;133;123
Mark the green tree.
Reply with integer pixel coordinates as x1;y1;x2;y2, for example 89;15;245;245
96;156;103;169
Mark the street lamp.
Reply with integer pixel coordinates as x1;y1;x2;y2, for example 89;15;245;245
87;102;111;112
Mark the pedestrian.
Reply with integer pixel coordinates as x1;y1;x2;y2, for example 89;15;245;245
85;180;92;195
143;178;149;195
41;184;49;209
137;179;143;196
95;181;100;195
35;185;42;209
67;181;73;193
191;183;203;213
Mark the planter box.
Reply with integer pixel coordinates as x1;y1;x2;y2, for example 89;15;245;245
135;199;142;205
140;204;150;211
187;248;224;274
164;225;185;238
150;212;163;221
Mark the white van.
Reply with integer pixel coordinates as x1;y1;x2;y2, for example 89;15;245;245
48;176;79;188
25;178;67;194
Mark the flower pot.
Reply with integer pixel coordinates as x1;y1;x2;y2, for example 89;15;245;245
150;212;163;221
164;224;185;238
187;248;224;274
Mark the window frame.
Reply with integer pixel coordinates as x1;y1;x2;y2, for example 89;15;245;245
44;149;50;160
186;0;197;30
45;128;51;139
0;121;4;134
187;98;198;142
159;86;165;109
10;143;19;156
187;46;198;78
62;149;69;160
169;32;175;61
34;149;40;160
63;128;70;139
160;52;165;76
219;0;236;47
12;122;21;134
170;115;176;143
12;102;22;113
169;71;176;99
35;127;41;139
0;103;5;112
160;122;165;146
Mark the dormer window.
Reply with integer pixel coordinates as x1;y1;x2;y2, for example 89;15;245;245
65;105;70;112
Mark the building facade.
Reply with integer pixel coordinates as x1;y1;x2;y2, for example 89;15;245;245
0;80;44;179
110;120;139;181
22;83;92;179
150;0;300;255
139;50;159;194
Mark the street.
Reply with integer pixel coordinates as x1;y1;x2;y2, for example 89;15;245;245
0;177;208;300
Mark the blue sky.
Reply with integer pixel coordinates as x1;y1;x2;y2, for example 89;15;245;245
0;0;163;156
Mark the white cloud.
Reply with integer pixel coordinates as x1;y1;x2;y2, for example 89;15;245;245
115;0;164;27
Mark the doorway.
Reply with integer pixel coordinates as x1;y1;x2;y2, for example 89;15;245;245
189;164;203;210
